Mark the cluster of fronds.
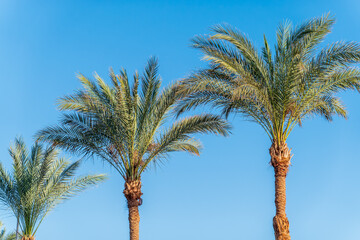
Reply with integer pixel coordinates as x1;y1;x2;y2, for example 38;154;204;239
177;14;360;144
0;222;15;240
0;138;105;237
37;57;231;182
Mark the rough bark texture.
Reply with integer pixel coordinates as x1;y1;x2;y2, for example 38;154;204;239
270;142;291;240
123;180;143;240
20;236;35;240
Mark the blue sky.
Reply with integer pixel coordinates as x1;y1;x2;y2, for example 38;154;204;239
1;0;360;239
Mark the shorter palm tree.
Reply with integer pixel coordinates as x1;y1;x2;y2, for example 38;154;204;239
36;57;231;240
0;138;106;240
0;222;15;240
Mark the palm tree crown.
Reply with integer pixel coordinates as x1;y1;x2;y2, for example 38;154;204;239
37;57;230;182
177;14;360;145
0;138;106;239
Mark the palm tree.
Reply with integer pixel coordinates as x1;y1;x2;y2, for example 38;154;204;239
176;15;360;239
36;57;231;240
0;138;106;240
0;222;15;240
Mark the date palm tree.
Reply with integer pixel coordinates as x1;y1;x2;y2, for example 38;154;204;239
0;222;15;240
176;15;360;239
0;138;106;240
36;57;231;240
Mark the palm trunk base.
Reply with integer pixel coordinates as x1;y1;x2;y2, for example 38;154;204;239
21;237;35;240
273;215;290;240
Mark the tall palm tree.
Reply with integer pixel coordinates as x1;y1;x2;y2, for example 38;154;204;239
0;222;15;240
0;138;106;240
176;15;360;239
36;57;231;240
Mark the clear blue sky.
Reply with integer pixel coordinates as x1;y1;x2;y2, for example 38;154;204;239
1;0;360;239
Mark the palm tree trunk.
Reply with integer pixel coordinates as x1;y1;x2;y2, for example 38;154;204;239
127;199;140;240
20;236;35;240
123;180;143;240
270;142;291;240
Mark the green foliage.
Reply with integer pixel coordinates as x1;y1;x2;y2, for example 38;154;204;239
36;57;231;182
177;14;360;145
0;222;15;240
0;138;106;238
